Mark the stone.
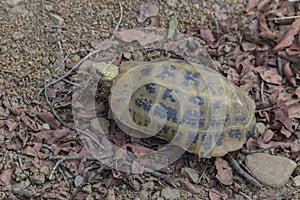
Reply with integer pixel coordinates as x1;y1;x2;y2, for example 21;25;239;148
29;173;45;185
139;190;149;199
12;32;24;41
181;167;199;184
49;13;64;25
161;187;180;200
245;153;297;188
6;0;23;7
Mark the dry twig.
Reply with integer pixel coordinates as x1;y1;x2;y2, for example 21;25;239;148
224;154;262;189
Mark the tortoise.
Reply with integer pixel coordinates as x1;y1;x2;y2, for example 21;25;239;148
109;59;256;158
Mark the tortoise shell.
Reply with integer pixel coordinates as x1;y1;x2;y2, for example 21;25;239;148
110;59;256;158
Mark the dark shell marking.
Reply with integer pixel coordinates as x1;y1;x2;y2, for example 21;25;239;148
110;59;256;158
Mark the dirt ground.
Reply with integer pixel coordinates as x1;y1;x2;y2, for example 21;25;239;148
0;0;299;199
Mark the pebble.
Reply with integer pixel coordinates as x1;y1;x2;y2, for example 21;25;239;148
29;173;45;185
139;190;149;199
181;167;199;184
160;187;180;200
245;153;297;188
6;0;23;7
82;184;92;193
49;13;64;25
12;32;25;41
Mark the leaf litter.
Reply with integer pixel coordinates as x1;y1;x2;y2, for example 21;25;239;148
0;0;300;199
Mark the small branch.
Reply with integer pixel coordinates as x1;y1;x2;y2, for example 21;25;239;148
115;0;123;31
224;154;262;189
241;146;274;155
52;75;81;87
260;81;265;103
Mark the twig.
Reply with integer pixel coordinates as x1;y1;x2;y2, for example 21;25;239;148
58;166;70;188
49;157;66;180
260;81;265;103
271;15;300;20
211;12;220;33
241;146;274;154
224;154;262;189
49;153;114;161
238;190;252;200
52;75;81;87
36;48;101;99
277;56;286;84
115;0;123;31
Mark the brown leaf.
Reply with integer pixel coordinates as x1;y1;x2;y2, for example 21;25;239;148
256;66;282;84
127;144;152;154
177;178;200;194
200;27;216;44
9;107;22;116
281;126;292;138
20;112;41;132
262;129;274;143
6;121;18;132
288;103;300;118
295;87;300;98
215;158;233;185
246;0;260;12
274;101;294;133
259;15;275;40
136;4;159;23
115;29;163;46
149;16;160;27
273;18;300;51
36;112;60;129
226;68;240;85
209;189;228;200
283;62;296;86
0;169;12;186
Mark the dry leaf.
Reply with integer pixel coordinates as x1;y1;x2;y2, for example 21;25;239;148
273;18;300;51
209;189;228;200
262;129;274;143
246;0;260;12
274;101;294;132
256;66;282;84
215;158;233;186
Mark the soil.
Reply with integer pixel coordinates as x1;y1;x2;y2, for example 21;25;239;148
0;0;299;199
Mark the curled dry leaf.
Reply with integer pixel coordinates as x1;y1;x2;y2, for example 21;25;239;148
283;62;296;86
6;121;18;132
262;129;274;143
177;178;200;194
259;15;275;40
256;66;282;84
0;169;13;186
295;87;300;98
209;189;228;200
20;112;41;132
246;0;260;12
288;103;300;118
226;68;240;85
273;101;294;133
36;112;60;129
273;18;300;51
115;29;163;46
9;107;22;116
215;158;233;186
136;4;159;23
200;27;216;45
